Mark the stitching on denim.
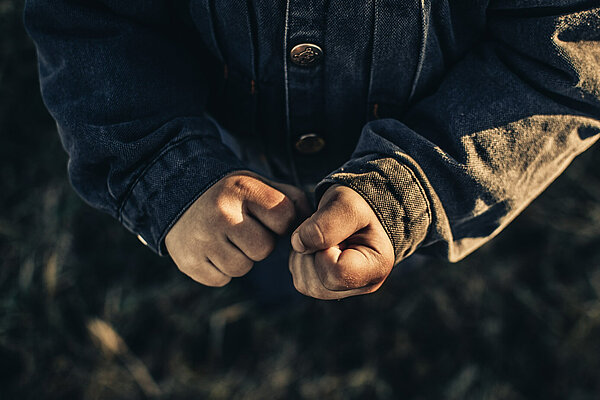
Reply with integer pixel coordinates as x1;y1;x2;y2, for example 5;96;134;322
365;0;379;115
408;0;429;102
283;0;301;187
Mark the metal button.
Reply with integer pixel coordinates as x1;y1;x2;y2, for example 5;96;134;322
295;133;325;154
290;43;323;67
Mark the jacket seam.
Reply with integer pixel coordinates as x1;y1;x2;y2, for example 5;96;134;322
408;0;429;102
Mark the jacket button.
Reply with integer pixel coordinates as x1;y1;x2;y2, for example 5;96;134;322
295;133;325;154
290;43;323;67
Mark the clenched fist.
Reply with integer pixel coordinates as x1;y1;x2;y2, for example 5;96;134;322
166;171;310;287
289;184;395;300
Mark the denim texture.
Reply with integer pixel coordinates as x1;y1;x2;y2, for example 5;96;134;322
25;0;600;262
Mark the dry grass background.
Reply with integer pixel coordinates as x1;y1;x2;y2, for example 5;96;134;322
1;1;600;399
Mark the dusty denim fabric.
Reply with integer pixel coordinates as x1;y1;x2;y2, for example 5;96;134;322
25;0;600;263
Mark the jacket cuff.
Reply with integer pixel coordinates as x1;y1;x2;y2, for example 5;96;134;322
118;134;246;255
316;155;432;263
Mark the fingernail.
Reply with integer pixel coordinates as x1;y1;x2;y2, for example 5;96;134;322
291;232;306;253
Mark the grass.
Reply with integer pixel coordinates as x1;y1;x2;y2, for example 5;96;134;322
1;0;600;398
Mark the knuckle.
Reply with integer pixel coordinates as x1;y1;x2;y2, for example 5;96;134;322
228;174;251;188
228;258;254;277
214;199;231;221
180;260;232;287
262;185;285;204
170;245;234;287
214;196;228;213
231;175;263;198
206;275;232;287
303;218;327;248
214;197;235;219
249;233;276;261
173;252;200;274
272;196;296;233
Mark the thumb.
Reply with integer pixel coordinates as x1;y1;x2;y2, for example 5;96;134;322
291;185;368;254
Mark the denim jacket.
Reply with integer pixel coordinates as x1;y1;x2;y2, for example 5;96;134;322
25;0;600;262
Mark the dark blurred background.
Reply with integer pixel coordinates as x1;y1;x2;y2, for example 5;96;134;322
2;1;600;399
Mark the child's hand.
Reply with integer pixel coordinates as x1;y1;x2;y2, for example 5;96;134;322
289;185;395;300
166;171;310;287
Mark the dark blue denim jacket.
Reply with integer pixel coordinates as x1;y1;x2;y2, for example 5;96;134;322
24;0;600;262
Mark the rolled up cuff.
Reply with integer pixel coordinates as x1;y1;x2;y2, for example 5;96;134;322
119;134;246;255
316;155;432;263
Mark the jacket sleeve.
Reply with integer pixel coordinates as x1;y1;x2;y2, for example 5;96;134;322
24;0;246;255
317;2;600;263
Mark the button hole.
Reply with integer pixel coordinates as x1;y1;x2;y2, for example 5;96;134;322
373;103;380;119
250;79;256;95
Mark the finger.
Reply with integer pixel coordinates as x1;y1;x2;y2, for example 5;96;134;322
298;253;341;300
178;256;232;287
314;246;389;291
227;215;277;262
296;251;375;300
289;251;333;299
289;250;365;300
291;194;366;254
207;238;254;278
289;251;308;295
311;251;385;299
244;181;297;235
267;179;313;221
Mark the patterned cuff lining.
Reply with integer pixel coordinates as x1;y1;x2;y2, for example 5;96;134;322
317;156;431;263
